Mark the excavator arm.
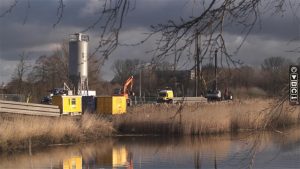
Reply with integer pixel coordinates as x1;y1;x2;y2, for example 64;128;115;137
123;76;134;96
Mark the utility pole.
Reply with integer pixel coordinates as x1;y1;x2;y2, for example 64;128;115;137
194;31;198;97
198;34;201;95
195;30;201;97
139;68;142;98
214;49;218;91
174;44;177;96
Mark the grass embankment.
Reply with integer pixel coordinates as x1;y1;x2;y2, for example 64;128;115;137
0;114;113;151
0;99;299;151
114;99;300;135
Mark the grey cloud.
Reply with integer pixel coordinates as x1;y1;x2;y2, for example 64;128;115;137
1;0;300;83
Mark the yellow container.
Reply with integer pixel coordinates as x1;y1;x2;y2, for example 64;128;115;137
52;95;82;115
96;96;126;114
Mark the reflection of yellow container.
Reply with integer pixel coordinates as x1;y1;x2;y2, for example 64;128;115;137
63;156;82;169
96;96;126;114
52;96;82;115
96;146;128;167
112;146;128;167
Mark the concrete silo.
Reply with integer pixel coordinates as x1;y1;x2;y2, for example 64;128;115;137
69;33;89;95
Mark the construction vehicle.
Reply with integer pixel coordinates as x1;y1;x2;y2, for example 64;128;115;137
40;83;72;104
41;88;68;104
114;76;134;106
157;88;174;103
206;89;222;101
206;50;233;101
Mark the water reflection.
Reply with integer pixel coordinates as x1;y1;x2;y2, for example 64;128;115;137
0;127;299;169
63;156;82;169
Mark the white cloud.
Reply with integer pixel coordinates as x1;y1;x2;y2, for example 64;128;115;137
80;0;104;16
224;33;300;65
0;59;17;83
26;43;61;53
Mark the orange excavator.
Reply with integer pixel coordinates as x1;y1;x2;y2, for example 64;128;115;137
114;76;134;106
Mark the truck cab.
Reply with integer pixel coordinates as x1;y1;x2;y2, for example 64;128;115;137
157;89;174;103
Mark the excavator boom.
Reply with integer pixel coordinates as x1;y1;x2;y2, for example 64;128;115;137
123;76;134;96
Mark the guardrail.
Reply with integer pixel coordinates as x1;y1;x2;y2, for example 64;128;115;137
0;100;60;117
132;96;207;104
173;97;207;103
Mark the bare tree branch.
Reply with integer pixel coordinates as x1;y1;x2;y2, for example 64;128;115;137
147;0;266;69
22;0;31;25
0;0;18;18
83;0;132;63
53;0;65;28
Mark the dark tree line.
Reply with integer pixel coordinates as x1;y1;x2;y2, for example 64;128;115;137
111;56;296;98
4;42;111;103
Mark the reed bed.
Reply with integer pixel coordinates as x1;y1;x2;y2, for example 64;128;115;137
0;99;299;151
114;99;300;135
0;114;114;151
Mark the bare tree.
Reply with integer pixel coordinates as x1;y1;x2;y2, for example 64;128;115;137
148;0;293;67
82;0;133;62
259;56;290;96
11;52;31;95
261;56;289;71
111;59;140;83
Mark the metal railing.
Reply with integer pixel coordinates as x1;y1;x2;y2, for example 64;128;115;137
0;100;60;116
131;96;207;105
132;96;157;105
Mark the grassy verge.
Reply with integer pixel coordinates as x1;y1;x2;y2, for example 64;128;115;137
114;99;300;135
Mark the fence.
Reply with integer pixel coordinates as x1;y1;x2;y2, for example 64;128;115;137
131;96;207;105
0;94;25;102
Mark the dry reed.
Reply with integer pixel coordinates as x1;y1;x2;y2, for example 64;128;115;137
114;99;300;135
0;114;114;151
0;99;299;151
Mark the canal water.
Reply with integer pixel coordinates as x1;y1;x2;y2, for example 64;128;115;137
0;128;299;169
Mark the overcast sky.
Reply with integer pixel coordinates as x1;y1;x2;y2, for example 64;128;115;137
0;0;300;84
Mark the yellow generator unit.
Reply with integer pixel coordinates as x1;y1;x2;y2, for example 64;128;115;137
96;96;126;115
52;95;82;115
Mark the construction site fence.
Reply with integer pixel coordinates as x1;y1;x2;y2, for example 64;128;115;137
131;96;207;105
132;96;157;105
0;94;25;102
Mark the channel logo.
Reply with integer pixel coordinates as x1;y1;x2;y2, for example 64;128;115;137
290;65;299;105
